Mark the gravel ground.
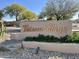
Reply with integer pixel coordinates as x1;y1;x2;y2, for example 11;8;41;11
0;47;79;59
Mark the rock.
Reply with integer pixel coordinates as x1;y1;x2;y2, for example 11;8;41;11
0;46;10;52
48;56;63;59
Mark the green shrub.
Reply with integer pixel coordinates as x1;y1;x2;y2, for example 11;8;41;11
70;32;79;43
24;34;60;42
24;33;79;43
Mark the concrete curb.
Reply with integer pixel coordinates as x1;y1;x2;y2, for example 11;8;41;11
23;41;79;53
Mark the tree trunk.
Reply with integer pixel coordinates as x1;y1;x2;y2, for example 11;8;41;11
57;17;60;20
16;15;18;21
16;14;20;21
55;13;60;20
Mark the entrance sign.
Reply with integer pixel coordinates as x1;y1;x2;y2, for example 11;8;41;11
20;20;72;37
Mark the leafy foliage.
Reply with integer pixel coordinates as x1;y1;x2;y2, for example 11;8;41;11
68;32;79;43
4;4;37;21
19;11;37;20
39;0;79;20
0;10;6;37
24;34;61;43
4;4;27;21
24;33;79;43
0;10;4;20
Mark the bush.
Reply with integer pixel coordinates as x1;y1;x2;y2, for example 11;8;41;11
69;32;79;43
24;33;79;43
24;34;62;43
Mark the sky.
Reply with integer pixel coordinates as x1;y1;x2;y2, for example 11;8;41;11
0;0;47;21
0;0;78;21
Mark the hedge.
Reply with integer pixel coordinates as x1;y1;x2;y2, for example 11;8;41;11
24;32;79;43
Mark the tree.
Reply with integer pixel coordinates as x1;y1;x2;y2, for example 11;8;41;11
19;11;37;20
0;10;4;20
0;10;6;37
4;4;27;21
40;0;79;20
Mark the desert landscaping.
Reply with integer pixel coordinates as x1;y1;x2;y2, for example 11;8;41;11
0;0;79;59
